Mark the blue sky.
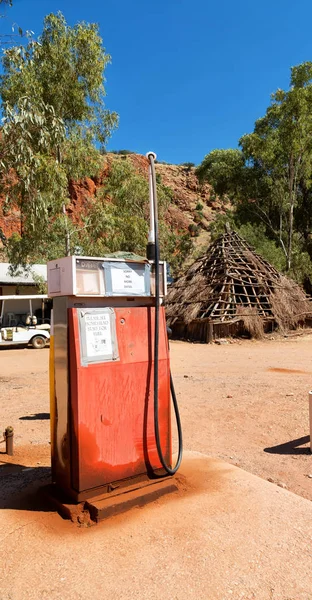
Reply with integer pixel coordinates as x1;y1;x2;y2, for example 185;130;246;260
1;0;312;164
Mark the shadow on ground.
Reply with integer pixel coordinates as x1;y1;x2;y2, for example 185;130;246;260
19;413;50;421
0;462;52;512
264;435;310;455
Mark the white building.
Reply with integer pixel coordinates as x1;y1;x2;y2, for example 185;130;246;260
0;263;49;327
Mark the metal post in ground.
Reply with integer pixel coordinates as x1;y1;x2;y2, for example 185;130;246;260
4;426;14;456
309;391;312;453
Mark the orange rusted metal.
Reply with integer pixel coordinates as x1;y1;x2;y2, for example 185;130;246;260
67;306;171;499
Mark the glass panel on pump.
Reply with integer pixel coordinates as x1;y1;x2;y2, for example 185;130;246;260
75;259;105;296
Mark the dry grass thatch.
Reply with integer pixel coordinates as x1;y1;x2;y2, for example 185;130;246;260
269;275;311;331
166;230;312;335
236;306;264;339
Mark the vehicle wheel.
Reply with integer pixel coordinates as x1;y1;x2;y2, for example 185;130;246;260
31;335;47;349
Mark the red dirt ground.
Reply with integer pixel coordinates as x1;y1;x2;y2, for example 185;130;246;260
1;333;312;500
2;337;312;600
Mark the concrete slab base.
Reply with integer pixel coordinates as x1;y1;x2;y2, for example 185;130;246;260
2;451;312;599
41;478;178;525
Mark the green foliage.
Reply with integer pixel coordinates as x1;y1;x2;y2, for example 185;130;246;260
6;213;70;268
1;12;118;143
110;149;135;155
197;61;312;283
208;212;236;241
75;160;193;276
61;128;102;181
196;149;245;198
194;211;203;223
0;96;67;264
0;12;118;266
0;9;193;274
160;229;193;275
82;161;150;256
159;183;174;202
208;210;312;285
209;214;286;272
239;63;312;270
188;223;201;237
237;223;286;272
289;252;312;285
181;162;195;170
31;272;47;294
195;202;204;211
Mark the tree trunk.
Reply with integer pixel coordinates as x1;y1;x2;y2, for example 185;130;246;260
62;203;70;257
278;210;288;262
20;194;24;237
287;155;295;271
57;145;70;257
287;202;294;271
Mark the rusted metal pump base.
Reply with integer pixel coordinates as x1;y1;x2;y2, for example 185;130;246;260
41;477;178;526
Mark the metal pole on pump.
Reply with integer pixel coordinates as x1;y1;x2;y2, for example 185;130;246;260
146;151;157;261
145;151;183;476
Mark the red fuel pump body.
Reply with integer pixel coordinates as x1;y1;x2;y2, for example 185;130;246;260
68;305;171;496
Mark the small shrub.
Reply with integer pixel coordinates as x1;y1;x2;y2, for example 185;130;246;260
110;149;134;155
161;184;174;201
188;223;201;237
195;202;204;211
194;211;204;223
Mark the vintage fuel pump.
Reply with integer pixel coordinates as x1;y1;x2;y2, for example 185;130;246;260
47;152;182;520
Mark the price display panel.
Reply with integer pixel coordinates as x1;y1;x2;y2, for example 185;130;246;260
103;261;151;296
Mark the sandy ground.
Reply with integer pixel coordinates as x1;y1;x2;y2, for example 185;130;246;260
2;335;312;499
2;451;312;600
170;335;312;501
1;336;312;599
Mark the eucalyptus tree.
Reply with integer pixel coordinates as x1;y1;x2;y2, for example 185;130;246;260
240;62;312;270
0;11;118;265
197;62;312;272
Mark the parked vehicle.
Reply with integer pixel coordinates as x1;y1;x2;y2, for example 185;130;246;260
0;295;51;349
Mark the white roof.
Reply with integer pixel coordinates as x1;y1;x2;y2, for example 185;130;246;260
0;295;48;300
0;263;47;285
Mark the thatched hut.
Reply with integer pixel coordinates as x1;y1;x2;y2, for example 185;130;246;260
166;230;312;341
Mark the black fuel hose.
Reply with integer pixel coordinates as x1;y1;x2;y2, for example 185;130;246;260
147;152;183;475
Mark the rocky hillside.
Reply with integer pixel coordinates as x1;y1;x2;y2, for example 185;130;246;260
108;153;229;250
0;152;229;254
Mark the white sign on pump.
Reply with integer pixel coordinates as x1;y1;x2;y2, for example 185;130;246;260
110;265;146;295
84;312;113;358
78;307;119;365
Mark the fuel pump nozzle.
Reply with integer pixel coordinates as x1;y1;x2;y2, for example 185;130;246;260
145;151;183;476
